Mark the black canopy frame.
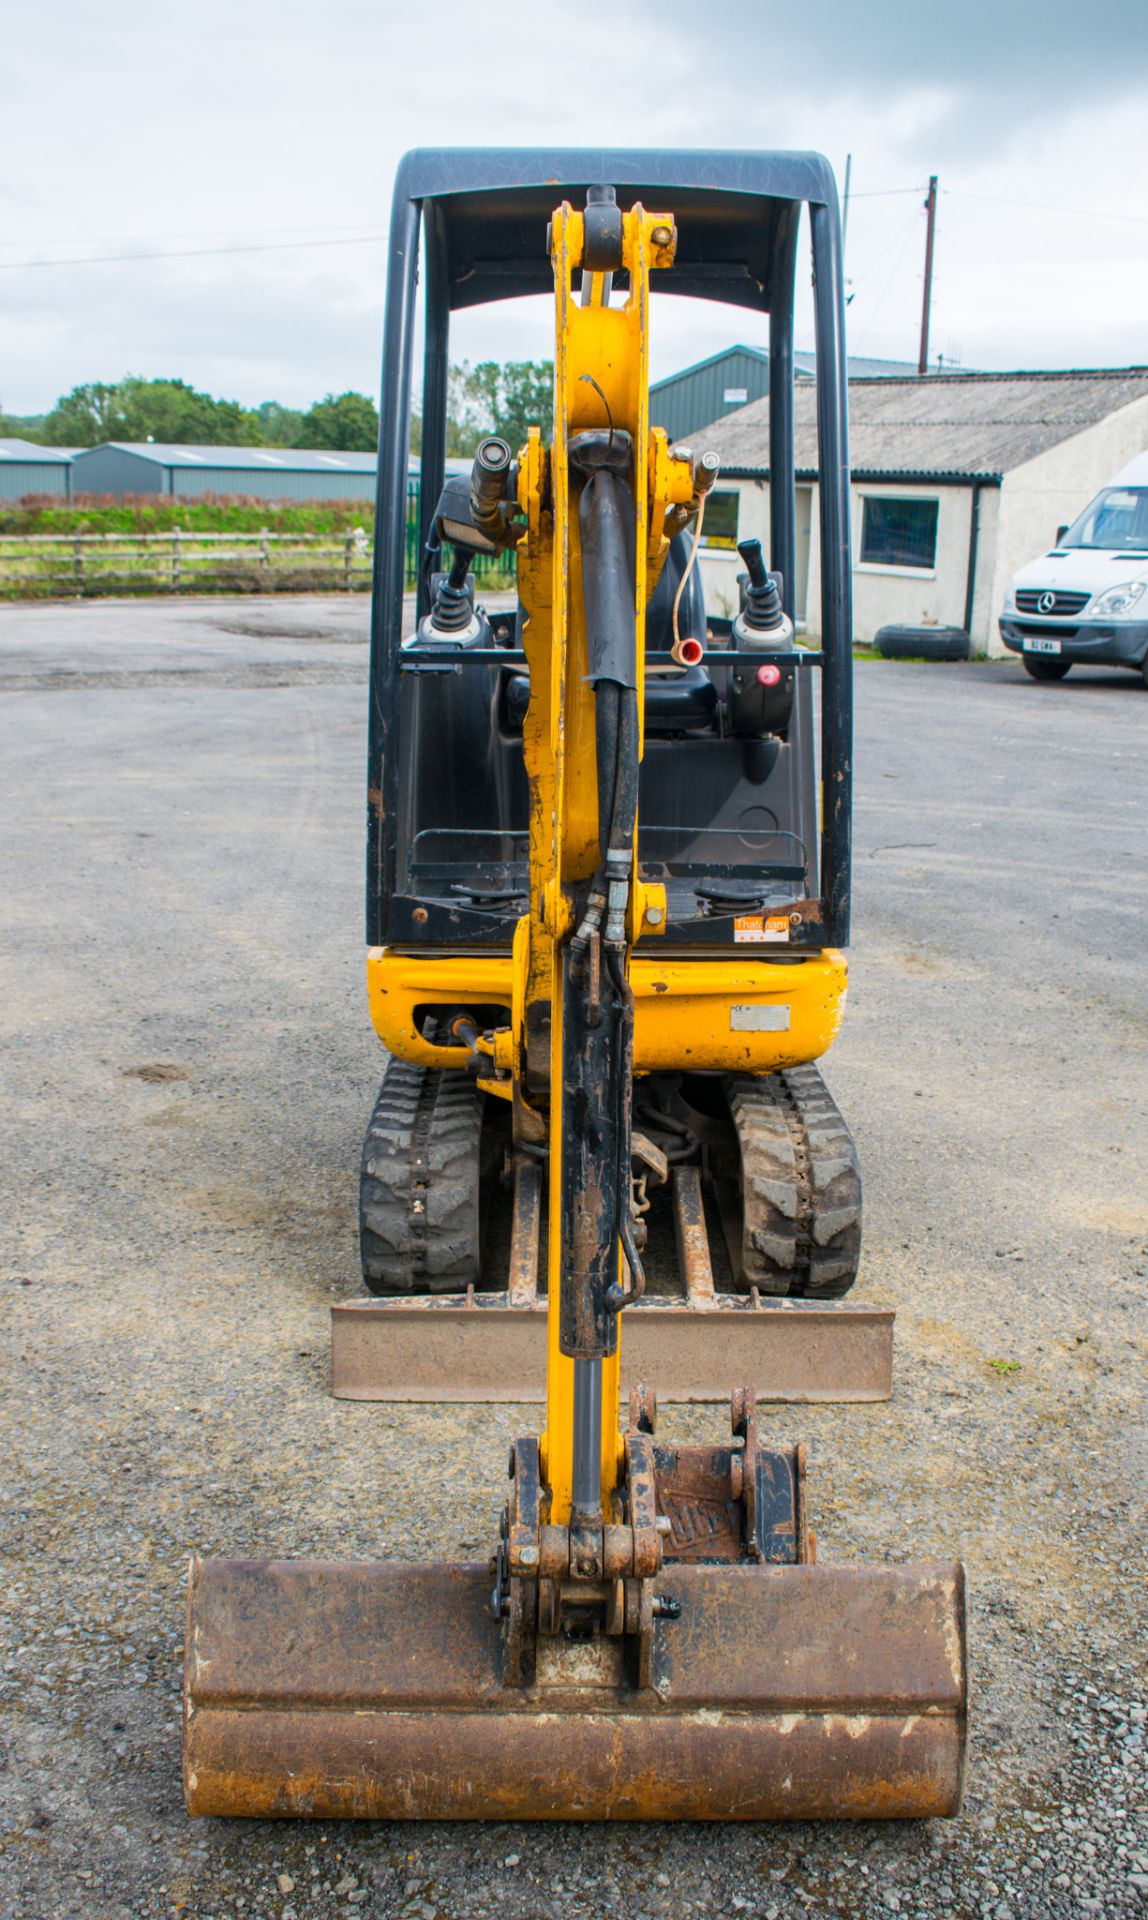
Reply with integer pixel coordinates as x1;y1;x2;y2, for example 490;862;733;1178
368;148;853;948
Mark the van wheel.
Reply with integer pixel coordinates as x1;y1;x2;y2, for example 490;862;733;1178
1022;655;1072;682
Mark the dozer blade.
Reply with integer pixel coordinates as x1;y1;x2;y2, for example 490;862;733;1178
184;1557;968;1821
330;1293;893;1404
335;1163;893;1405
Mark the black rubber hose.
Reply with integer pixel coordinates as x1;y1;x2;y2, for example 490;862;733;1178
603;947;644;1311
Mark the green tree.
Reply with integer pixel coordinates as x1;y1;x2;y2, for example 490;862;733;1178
42;376;262;447
118;377;261;445
255;400;305;446
445;360;553;457
298;391;379;452
0;406;47;443
42;382;129;446
494;360;554;450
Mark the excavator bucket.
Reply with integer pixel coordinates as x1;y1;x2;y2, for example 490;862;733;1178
184;1555;967;1821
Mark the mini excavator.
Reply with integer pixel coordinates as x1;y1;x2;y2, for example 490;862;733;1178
183;150;969;1822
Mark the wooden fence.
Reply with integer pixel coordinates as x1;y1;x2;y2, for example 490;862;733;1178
0;523;518;601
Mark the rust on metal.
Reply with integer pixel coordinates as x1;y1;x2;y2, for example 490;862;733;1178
506;1436;542;1575
653;1439;806;1566
622;1429;661;1577
673;1164;716;1305
654;1444;743;1561
330;1295;895;1403
184;1557;968;1822
628;1380;657;1433
559;953;624;1360
506;1156;542;1306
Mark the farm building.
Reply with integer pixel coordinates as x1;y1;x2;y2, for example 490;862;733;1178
693;368;1148;655
649;345;914;445
0;439;72;501
70;443;379;501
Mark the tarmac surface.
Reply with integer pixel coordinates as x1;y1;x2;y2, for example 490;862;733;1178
1;596;1145;1919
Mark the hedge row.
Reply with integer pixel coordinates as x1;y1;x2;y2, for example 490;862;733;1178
0;494;376;537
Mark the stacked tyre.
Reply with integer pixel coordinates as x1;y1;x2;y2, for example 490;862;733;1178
872;625;971;662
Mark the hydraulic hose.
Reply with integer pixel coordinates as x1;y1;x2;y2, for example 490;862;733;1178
594;680;620;863
570;432;639;966
608;686;639;859
569;428;644;1318
603;947;644;1313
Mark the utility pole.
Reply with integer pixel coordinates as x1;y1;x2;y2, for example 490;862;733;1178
918;174;938;375
842;152;853;259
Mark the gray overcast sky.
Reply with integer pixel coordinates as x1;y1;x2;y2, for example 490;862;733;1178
2;0;1147;415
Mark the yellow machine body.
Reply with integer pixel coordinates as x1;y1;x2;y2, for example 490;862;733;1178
366;945;848;1076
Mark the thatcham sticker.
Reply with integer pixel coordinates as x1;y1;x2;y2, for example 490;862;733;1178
733;914;790;943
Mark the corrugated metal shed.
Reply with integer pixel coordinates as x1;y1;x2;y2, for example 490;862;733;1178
651;346;925;444
698;369;1148;480
793;351;918;380
72;443;379;500
0;438;71;501
650;346;772;445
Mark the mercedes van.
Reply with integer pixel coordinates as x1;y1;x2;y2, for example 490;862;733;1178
999;451;1148;685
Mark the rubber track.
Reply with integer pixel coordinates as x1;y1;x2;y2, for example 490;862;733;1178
726;1063;862;1298
359;1055;482;1295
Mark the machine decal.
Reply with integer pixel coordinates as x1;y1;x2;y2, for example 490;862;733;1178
734;913;790;943
730;1004;791;1031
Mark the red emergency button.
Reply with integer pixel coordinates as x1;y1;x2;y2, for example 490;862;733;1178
756;662;782;687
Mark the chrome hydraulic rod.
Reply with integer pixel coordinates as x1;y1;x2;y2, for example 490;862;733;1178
571;1359;603;1521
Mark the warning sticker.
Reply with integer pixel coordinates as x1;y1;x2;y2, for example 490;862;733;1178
733;914;790;944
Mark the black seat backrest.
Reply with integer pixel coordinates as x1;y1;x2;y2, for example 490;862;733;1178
504;530;716;735
643;530;715;730
645;530;706;653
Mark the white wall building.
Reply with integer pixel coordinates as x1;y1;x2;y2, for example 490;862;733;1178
693;370;1148;654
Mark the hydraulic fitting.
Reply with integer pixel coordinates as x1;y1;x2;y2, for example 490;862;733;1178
470;437;515;547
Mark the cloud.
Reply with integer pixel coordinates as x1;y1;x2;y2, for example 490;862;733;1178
2;0;1146;410
656;0;1148;118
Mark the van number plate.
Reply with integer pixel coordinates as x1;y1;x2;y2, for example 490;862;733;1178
1024;636;1061;655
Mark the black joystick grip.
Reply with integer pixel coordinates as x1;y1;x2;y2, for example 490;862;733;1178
736;540;785;632
429;548;474;633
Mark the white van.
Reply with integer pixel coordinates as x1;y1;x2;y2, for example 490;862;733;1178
999;450;1148;685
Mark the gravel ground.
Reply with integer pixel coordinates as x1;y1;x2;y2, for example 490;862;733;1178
1;596;1145;1920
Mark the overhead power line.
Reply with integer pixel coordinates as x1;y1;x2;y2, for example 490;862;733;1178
849;205;926;288
843;184;1148;224
847;186;926;199
0;218;388;252
851;211;926;355
943;188;1148;227
0;232;388;272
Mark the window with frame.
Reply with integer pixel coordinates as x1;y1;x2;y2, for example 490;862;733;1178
699;489;740;548
860;495;938;570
